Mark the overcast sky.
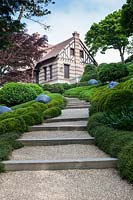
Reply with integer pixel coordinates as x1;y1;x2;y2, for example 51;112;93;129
25;0;127;64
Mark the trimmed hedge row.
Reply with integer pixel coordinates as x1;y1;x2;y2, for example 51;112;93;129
0;93;65;172
87;112;133;183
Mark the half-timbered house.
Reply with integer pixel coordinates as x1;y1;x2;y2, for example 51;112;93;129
34;32;97;84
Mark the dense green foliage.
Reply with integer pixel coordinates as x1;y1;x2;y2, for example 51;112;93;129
43;107;61;119
0;91;64;172
80;64;97;82
42;83;76;94
85;10;129;62
0;82;45;106
87;112;133;183
121;0;133;35
98;63;129;83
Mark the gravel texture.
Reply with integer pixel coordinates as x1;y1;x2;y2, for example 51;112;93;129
10;144;109;160
55;108;89;119
22;131;90;139
0;169;132;200
34;121;87;127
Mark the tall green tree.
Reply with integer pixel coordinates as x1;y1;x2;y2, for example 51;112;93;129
121;0;133;35
85;10;129;62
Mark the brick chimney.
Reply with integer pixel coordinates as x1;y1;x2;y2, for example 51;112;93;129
72;31;80;64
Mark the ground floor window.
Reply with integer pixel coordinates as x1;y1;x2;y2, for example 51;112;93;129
44;67;47;81
64;64;70;79
49;65;52;80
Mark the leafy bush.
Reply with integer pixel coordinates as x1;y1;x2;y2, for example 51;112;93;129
115;79;133;90
103;107;133;131
88;112;133;182
0;117;27;135
27;83;44;95
103;89;133;112
43;107;61;119
118;142;133;182
80;64;97;82
0;82;37;106
42;83;65;94
98;63;129;83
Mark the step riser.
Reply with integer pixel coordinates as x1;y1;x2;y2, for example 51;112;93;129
45;118;88;123
3;159;117;171
18;139;95;146
29;126;86;131
65;106;89;109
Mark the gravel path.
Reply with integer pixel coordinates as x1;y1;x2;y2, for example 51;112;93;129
22;131;90;139
0;169;132;200
10;144;109;160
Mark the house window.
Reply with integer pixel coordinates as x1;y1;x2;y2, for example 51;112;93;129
44;67;47;81
49;65;52;80
70;48;75;56
80;50;84;58
64;64;70;79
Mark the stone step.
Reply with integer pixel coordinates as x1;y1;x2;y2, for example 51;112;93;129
9;144;110;160
65;105;89;109
29;121;87;131
46;108;88;123
3;158;117;171
45;117;88;123
22;130;90;140
17;137;95;146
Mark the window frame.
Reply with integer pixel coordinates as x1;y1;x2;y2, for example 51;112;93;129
64;64;70;79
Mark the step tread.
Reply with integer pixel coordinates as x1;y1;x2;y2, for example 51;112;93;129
3;157;117;164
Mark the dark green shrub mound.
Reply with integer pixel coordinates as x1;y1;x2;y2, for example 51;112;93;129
80;64;97;82
103;107;133;131
103;89;133;112
42;83;65;94
0;117;27;134
27;83;44;95
90;89;133;114
98;63;129;83
88;113;133;183
43;107;61;119
0;82;37;106
118;142;133;183
115;79;133;90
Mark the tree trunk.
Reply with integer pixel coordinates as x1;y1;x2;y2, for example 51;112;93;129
119;47;125;63
17;5;26;21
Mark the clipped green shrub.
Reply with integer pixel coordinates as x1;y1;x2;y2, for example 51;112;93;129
0;117;27;134
115;79;133;90
80;64;97;82
43;106;61;119
103;107;133;131
0;82;37;106
103;89;133;112
42;83;65;94
0;140;12;161
98;63;129;83
27;83;44;95
118;142;133;183
88;112;133;183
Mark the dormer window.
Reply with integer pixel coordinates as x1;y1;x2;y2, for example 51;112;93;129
70;48;75;56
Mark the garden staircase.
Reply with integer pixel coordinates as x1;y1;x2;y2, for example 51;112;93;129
3;98;117;171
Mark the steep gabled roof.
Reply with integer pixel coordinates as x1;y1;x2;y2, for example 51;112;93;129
40;37;73;62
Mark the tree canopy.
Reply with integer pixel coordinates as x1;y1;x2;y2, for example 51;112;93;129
85;10;130;62
121;0;133;35
0;0;55;49
0;30;48;83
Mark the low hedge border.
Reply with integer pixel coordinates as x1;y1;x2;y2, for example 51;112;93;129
0;93;65;173
88;112;133;183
